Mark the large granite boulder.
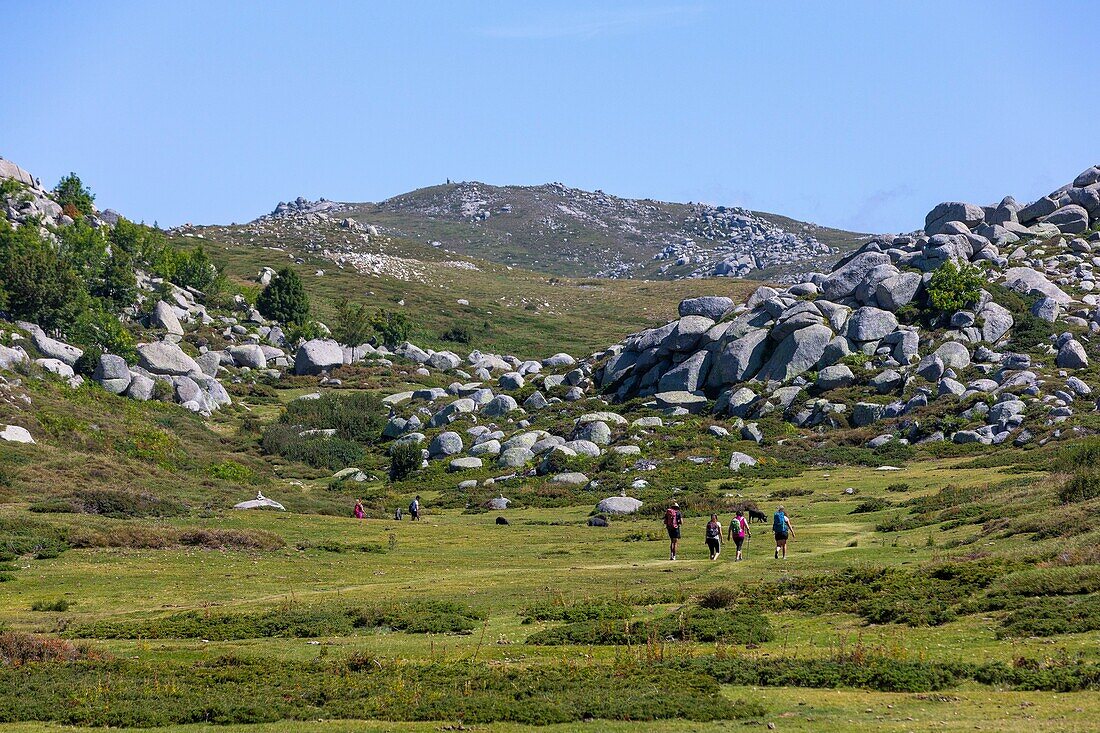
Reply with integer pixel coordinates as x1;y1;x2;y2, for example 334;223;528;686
294;339;343;375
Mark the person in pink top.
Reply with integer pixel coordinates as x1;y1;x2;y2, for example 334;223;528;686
353;499;365;519
728;509;751;561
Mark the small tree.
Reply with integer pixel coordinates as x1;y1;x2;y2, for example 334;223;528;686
92;251;138;310
370;309;412;346
53;173;95;216
0;241;86;331
926;260;984;314
256;267;310;325
333;300;373;345
389;441;422;481
173;246;217;291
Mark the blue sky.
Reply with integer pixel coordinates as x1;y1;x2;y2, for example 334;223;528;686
3;1;1098;233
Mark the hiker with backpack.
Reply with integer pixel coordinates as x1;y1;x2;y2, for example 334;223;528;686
353;499;365;520
728;509;751;561
664;501;683;560
772;505;794;559
409;495;421;521
705;513;722;560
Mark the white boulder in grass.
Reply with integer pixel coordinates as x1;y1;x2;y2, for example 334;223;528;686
596;491;642;515
0;425;35;444
233;491;285;511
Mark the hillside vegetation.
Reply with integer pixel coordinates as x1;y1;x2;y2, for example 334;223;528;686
0;157;1098;732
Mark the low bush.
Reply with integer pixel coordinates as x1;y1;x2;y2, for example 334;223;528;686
72;600;482;641
0;657;759;726
522;600;632;624
996;596;1100;638
1059;471;1100;504
0;632;103;667
261;423;365;471
30;599;71;612
389;440;422;480
851;498;892;514
526;606;772;645
29;489;187;519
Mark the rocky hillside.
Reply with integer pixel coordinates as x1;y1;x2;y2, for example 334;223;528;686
327;182;867;282
590;164;1100;450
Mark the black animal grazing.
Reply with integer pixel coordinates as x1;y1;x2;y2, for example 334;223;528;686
748;508;767;523
495;516;509;525
587;515;609;527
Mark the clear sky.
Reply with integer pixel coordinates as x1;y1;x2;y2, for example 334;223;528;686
3;1;1098;233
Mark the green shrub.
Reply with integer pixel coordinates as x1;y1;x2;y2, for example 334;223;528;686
28;489;187;519
30;599;70;612
53;172;95;216
389;441;422;480
72;346;102;378
256;267;310;325
332;300;373;345
260;424;365;471
851;498;891;514
370;309;413;346
926;260;984;314
1059;472;1100;503
521;600;632;624
281;391;385;443
0;221;87;332
440;324;471;344
527;606;773;645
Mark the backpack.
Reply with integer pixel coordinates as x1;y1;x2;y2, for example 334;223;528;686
664;508;680;529
706;522;720;540
772;511;786;534
409;500;418;514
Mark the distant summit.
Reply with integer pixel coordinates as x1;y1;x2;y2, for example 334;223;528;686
334;181;867;282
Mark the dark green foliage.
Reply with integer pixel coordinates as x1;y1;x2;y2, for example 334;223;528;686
73;600;483;640
91;250;138;309
260;423;365;471
1059;472;1100;503
72;346;102;378
521;600;632;624
0;657;756;727
280;391;385;444
389;441;421;480
262;392;384;470
996;596;1100;638
1010;311;1053;349
693;655;966;693
28;489;187;519
697;586;741;609
29;599;70;612
68;305;136;360
526;606;773;645
332;300;373;345
926;260;984;314
0;222;86;331
52;172;95;216
370;308;413;345
773;561;1009;627
171;246;217;291
256;267;310;325
440;324;471;344
851;498;891;513
0;516;69;560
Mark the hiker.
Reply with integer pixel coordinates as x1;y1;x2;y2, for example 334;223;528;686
773;505;794;559
353;499;365;520
664;501;683;560
705;513;722;560
409;495;421;521
728;509;751;561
